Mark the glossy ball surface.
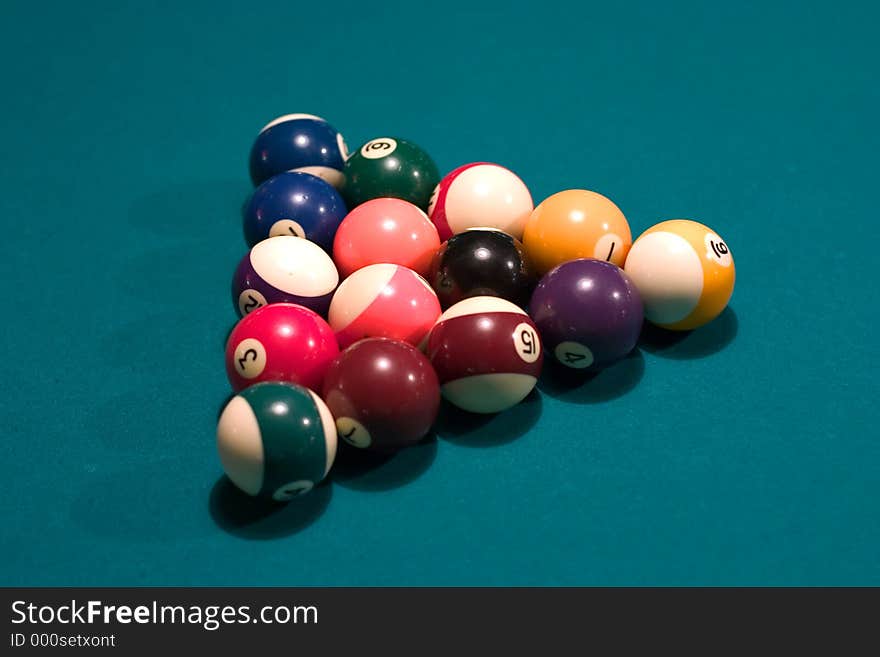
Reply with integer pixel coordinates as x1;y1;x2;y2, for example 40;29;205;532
217;382;337;500
624;219;735;330
530;259;643;371
428;162;533;240
231;236;339;318
342;137;439;210
248;113;347;188
427;296;543;414
242;171;347;250
332;197;440;278
322;338;440;451
328;264;441;349
523;189;632;275
225;303;339;392
429;229;535;309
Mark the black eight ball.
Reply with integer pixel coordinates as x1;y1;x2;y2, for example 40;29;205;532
429;228;536;309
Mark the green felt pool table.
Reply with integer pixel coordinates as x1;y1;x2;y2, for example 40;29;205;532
2;0;877;586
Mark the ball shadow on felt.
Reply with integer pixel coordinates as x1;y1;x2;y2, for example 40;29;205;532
434;388;543;447
537;349;645;404
639;306;739;359
208;476;332;540
331;435;438;492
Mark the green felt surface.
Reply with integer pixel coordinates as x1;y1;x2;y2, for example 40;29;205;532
1;0;877;585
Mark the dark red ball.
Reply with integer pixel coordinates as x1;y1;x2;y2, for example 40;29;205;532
321;338;440;451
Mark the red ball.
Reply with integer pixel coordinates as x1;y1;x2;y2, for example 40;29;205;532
333;197;440;278
328;263;441;349
427;296;543;413
322;338;440;451
225;303;339;392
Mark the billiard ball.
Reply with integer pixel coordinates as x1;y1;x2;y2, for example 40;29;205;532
242;171;347;250
248;113;348;188
342;137;440;210
328;263;441;349
530;259;643;371
322;338;440;451
225;303;339;392
429;228;535;309
231;236;339;318
427;162;533;240
522;189;632;275
427;296;543;414
217;382;337;500
332;197;440;278
624;219;735;330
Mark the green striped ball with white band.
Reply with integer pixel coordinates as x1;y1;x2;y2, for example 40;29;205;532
216;382;337;501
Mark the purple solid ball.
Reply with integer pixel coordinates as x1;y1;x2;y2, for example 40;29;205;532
529;258;643;371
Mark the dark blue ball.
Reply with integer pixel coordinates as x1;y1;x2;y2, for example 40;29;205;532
248;114;347;187
242;172;348;251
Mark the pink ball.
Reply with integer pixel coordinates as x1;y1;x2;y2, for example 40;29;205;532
328;264;441;349
225;303;339;392
333;197;440;278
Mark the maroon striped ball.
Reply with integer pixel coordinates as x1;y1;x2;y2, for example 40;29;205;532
426;296;542;413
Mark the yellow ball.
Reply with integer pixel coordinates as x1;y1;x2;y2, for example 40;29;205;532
522;190;632;275
624;219;735;331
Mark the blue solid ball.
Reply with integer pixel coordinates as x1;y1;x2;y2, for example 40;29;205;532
248;114;348;188
242;172;348;251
